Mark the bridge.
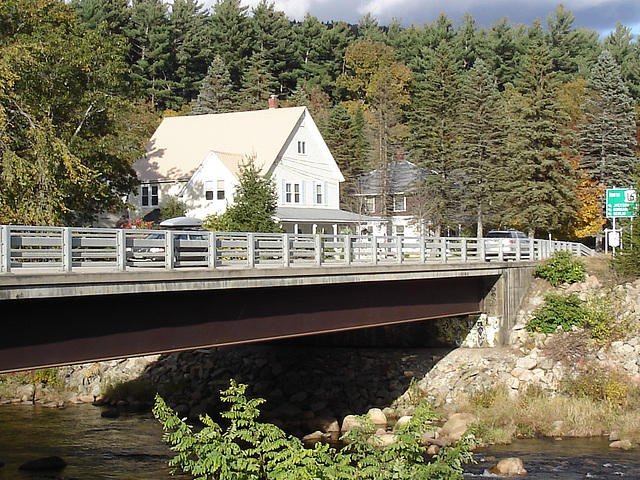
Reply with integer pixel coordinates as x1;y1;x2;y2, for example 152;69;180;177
0;226;593;373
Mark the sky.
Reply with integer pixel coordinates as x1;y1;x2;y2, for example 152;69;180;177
206;0;640;38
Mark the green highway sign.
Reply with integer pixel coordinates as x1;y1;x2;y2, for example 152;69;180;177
606;188;637;218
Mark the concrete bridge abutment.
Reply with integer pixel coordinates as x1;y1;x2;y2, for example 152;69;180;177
483;264;536;345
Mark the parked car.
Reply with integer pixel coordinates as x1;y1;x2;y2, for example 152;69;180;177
484;229;530;260
130;232;208;265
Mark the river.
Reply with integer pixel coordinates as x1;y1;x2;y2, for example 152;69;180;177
0;403;639;479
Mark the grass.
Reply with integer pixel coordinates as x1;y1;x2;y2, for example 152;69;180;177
459;382;640;445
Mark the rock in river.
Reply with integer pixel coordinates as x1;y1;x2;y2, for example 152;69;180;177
19;456;67;470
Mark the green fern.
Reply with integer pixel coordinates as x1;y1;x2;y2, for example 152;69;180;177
153;380;474;480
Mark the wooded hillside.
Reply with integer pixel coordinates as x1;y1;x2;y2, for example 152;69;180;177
1;0;638;238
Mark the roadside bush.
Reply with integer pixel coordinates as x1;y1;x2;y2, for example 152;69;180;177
526;292;589;334
533;250;585;286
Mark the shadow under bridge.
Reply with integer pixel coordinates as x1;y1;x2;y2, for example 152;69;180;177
0;263;531;373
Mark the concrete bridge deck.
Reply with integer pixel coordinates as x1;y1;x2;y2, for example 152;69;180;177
0;226;591;373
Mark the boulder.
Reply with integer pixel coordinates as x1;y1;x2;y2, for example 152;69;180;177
341;414;362;433
302;431;324;443
101;408;120;418
367;408;387;426
369;433;397;448
394;415;412;430
610;440;633;450
439;413;477;442
489;457;527;476
19;456;67;471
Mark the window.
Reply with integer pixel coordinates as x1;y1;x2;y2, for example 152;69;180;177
365;197;375;213
141;184;159;207
316;183;323;204
285;183;292;203
294;183;301;203
206;180;225;200
297;141;306;154
205;181;214;200
395;225;405;236
284;182;301;203
393;195;406;212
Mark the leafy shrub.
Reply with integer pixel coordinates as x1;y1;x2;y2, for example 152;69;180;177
153;380;474;480
560;369;632;406
533;251;585;286
526;292;589;334
160;196;187;221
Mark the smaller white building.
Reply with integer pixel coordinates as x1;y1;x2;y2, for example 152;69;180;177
131;104;380;234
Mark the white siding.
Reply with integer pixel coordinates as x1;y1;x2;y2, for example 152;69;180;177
129;181;186;218
272;118;341;210
180;153;237;220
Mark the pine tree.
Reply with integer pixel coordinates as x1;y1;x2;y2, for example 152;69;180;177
604;23;640;100
72;0;131;35
169;0;215;108
453;59;503;236
203;155;281;233
406;40;463;234
579;50;637;189
323;103;369;209
238;52;278;110
210;0;252;90
191;56;236;114
499;46;579;236
481;17;523;89
127;0;173;110
249;0;300;96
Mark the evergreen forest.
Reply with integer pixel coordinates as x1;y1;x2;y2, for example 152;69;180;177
1;0;639;240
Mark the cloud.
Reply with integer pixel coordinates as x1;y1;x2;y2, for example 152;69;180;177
219;0;640;36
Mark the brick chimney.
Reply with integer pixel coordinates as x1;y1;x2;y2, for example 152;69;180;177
268;95;278;109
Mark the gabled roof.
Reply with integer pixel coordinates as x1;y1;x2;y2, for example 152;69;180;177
134;106;307;182
359;159;433;195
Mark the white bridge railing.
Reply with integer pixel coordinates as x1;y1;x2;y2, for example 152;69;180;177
0;225;595;274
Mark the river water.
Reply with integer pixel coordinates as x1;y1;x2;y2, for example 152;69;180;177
0;403;638;479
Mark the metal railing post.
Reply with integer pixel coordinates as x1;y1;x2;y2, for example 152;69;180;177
461;238;468;262
165;231;175;270
208;232;217;269
116;229;127;271
396;235;403;264
314;234;322;266
440;237;447;263
62;227;73;272
345;235;352;266
0;225;9;273
282;233;290;267
420;236;426;263
247;233;255;268
371;236;378;265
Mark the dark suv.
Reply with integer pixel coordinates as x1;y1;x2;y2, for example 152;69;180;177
484;229;529;260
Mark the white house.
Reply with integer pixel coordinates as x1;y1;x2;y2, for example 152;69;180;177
131;102;380;234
